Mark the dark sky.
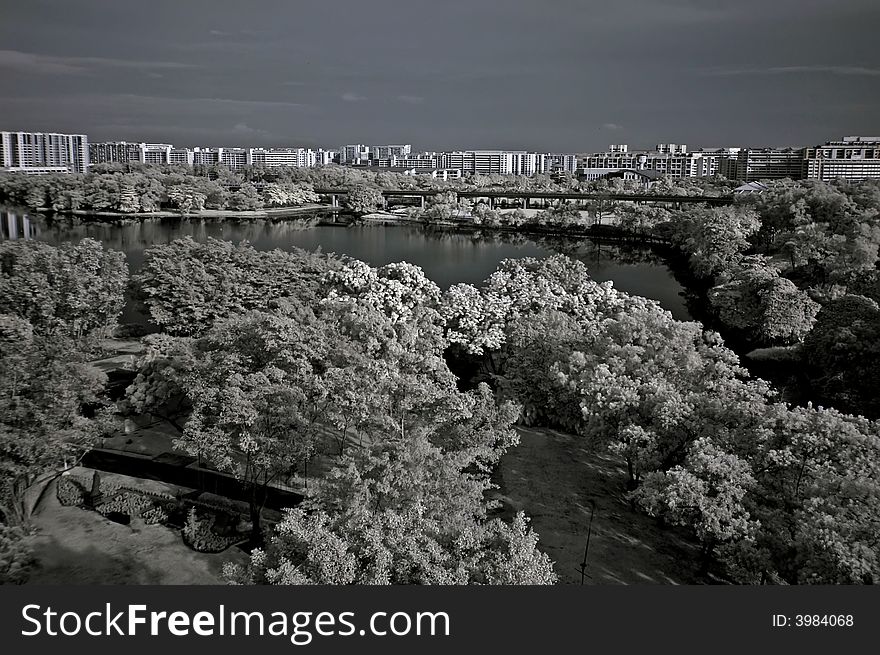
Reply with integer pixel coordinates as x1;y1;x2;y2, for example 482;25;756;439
1;0;878;152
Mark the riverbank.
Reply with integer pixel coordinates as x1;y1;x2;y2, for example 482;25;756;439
360;210;672;244
31;203;333;220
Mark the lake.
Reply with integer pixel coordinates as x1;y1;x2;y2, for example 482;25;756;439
1;208;693;324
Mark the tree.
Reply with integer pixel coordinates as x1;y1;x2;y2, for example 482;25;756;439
225;506;555;585
802;294;880;418
709;258;820;344
0;239;127;341
634;437;757;564
0;316;111;525
167;184;207;214
228;183;264;211
171;310;329;540
667;206;761;279
133;237;340;336
345;184;385;215
730;404;880;584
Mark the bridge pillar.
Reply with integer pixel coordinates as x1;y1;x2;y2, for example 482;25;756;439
421;196;426;210
331;194;338;208
488;196;494;210
524;197;529;209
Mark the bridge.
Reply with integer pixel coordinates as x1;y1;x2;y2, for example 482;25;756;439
313;188;734;210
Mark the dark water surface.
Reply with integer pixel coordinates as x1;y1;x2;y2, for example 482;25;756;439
1;209;692;322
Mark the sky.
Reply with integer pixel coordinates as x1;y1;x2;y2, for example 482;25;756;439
0;0;878;152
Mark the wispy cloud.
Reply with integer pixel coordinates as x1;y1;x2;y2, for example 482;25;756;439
397;94;425;104
602;122;624;131
705;65;880;77
0;49;198;75
341;92;367;102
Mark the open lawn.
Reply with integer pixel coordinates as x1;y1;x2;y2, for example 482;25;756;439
496;426;716;585
26;473;249;585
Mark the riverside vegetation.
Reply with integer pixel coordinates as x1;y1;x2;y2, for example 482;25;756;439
1;172;878;585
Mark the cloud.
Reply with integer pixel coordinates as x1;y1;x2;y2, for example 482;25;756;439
230;122;271;138
397;94;425;104
0;49;198;75
341;92;367;102
208;29;230;36
705;65;880;77
602;122;624;131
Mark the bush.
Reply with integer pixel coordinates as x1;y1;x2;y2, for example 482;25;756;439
141;505;170;526
96;490;154;518
56;476;87;507
0;525;34;585
182;508;238;553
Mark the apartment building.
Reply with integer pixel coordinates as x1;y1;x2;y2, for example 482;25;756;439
690;148;741;177
803;136;880;181
546;154;578;174
88;141;173;165
582;149;695;177
733;148;806;181
338;144;370;163
1;131;89;173
89;141;142;165
656;143;688;154
250;148;317;168
370;144;412;159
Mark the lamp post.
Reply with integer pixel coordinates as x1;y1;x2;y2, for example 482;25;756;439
576;500;597;585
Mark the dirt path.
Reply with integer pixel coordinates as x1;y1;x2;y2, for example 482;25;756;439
495;426;713;585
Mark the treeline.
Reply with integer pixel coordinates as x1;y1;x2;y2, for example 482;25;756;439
0;167;320;214
659;179;880;418
0;163;739;217
408;179;880;418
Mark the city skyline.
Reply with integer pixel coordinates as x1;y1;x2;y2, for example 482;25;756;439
1;0;879;151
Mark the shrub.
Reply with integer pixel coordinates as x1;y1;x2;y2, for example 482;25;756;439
96;490;153;518
56;476;87;507
141;505;170;526
0;525;34;585
182;508;238;553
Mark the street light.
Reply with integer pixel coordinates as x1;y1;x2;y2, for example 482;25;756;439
576;500;597;585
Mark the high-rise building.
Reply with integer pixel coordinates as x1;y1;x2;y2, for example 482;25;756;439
249;148;317;168
89;141;172;165
690;148;741;177
369;144;412;159
734;148;806;181
546;154;578;174
89;141;142;165
1;131;89;173
582;147;694;178
656;143;688;154
803;136;880;181
338;144;369;163
141;144;172;165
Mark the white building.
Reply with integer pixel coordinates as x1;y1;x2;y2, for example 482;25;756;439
803;136;880;181
1;131;89;173
249;147;317;168
656;143;688;154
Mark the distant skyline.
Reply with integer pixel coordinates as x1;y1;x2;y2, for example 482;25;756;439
1;0;878;151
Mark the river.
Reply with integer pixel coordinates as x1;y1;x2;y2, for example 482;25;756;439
1;208;693;324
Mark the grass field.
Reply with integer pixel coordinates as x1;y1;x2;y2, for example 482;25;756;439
496;426;714;585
